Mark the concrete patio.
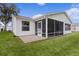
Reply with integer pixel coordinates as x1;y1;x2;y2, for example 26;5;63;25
19;35;46;43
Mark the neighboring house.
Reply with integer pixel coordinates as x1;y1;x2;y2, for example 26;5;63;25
6;21;12;31
0;21;12;32
72;24;79;32
11;12;72;38
0;21;5;31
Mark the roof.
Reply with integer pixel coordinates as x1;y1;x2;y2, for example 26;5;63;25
13;12;72;24
33;12;72;24
15;15;35;21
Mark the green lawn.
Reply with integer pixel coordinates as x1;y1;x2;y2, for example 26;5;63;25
0;32;79;56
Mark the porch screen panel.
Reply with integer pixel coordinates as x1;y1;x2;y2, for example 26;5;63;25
48;18;54;36
54;20;63;36
59;22;63;35
42;19;46;37
35;21;37;35
55;20;60;35
47;18;63;37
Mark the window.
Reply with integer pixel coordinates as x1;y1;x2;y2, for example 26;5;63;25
22;21;30;31
65;24;71;31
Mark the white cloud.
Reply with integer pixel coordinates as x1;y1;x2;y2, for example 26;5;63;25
71;3;79;8
32;14;43;18
66;7;79;23
66;8;79;17
37;3;46;6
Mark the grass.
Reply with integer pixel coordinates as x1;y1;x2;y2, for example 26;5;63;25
0;32;79;56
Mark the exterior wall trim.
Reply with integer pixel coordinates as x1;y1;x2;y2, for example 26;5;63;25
46;18;48;38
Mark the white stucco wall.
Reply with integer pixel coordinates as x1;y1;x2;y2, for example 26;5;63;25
16;19;35;36
12;15;35;36
12;15;18;35
47;13;71;24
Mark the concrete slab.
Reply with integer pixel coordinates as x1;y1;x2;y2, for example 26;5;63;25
19;35;46;43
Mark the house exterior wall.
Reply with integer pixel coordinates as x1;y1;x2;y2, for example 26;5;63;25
47;13;71;24
12;13;72;37
16;19;35;36
12;15;35;36
12;15;18;35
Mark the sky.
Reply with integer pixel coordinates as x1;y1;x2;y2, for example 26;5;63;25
16;3;79;24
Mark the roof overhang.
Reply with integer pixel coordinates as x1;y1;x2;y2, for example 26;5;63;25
15;15;35;21
34;12;72;24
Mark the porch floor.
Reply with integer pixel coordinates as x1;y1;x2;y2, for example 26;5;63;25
19;35;46;43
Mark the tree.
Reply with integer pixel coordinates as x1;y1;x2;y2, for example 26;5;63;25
0;3;19;31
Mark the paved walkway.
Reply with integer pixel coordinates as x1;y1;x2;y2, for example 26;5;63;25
19;35;46;43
